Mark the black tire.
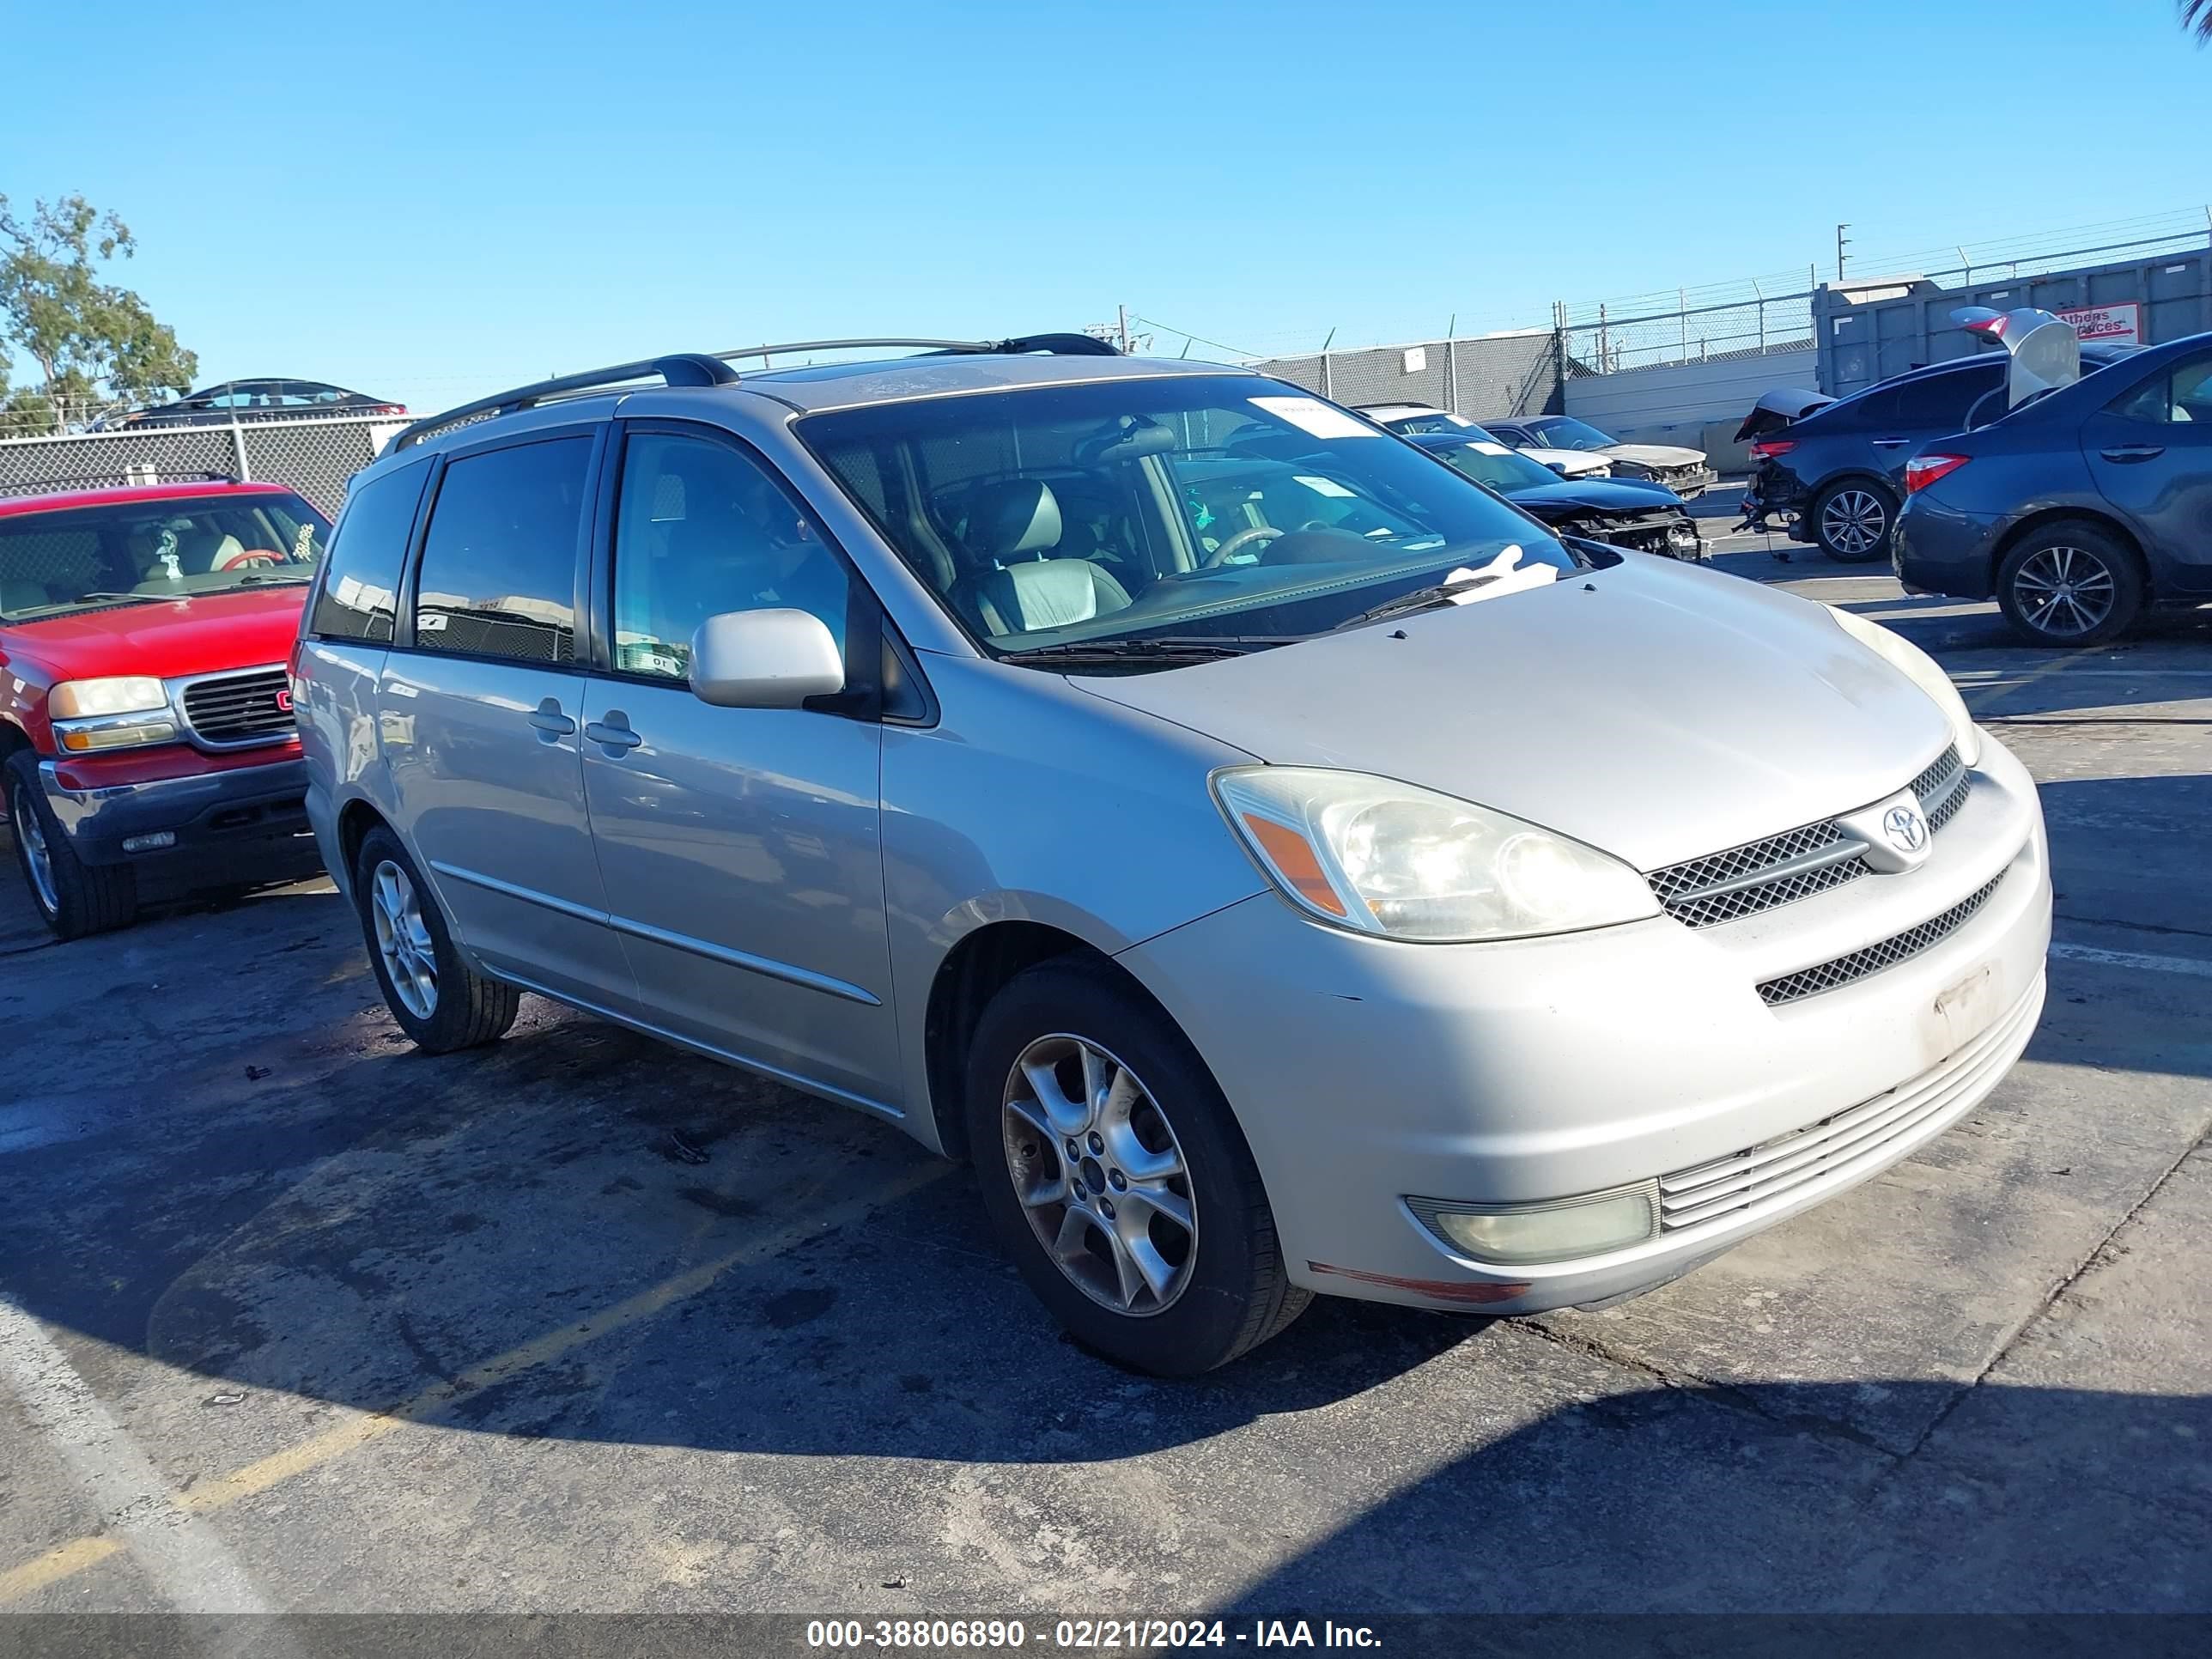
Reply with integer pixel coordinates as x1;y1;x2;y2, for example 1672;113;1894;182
1996;521;2147;648
352;824;519;1053
5;750;137;940
965;957;1309;1376
1810;477;1898;563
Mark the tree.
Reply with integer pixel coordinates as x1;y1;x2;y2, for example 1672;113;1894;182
2187;0;2212;41
0;193;197;435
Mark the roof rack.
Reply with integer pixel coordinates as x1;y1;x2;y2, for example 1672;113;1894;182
0;471;239;501
389;334;1119;452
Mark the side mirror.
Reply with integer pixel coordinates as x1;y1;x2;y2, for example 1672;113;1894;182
689;608;844;709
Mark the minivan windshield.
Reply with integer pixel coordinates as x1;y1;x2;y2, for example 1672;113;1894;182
798;374;1577;656
0;490;329;622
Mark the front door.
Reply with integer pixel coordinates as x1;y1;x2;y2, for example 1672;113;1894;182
382;430;636;1015
579;424;898;1110
2081;349;2212;596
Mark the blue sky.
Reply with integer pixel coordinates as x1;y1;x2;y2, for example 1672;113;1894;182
6;0;2209;412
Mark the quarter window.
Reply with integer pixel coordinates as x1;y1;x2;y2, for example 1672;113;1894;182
310;462;427;642
609;432;851;682
2109;356;2212;424
411;437;591;665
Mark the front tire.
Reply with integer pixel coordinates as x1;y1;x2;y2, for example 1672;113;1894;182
1996;523;2146;647
5;750;137;940
353;825;519;1053
1811;479;1897;563
965;957;1309;1376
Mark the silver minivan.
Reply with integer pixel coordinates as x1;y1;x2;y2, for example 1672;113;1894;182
295;339;2051;1375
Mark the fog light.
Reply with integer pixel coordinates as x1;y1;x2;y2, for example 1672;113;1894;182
121;831;177;854
1413;1185;1658;1265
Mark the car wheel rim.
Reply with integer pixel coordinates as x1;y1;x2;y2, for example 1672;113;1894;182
2013;545;2116;638
11;784;59;917
369;860;438;1019
1821;489;1887;555
1001;1034;1196;1317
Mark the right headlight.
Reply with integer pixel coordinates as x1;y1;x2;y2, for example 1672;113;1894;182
1826;605;1981;767
1213;767;1659;943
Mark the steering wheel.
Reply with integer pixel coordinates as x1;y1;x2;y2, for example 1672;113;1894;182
216;549;284;572
1202;525;1285;568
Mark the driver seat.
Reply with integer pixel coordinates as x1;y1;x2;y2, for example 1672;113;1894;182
959;480;1132;635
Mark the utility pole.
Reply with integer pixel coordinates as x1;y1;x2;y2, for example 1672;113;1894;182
1835;222;1851;285
1117;304;1131;354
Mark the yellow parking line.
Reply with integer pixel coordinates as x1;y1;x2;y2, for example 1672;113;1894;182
0;1159;951;1605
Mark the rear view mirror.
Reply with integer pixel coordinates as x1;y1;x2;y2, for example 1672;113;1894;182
689;609;844;708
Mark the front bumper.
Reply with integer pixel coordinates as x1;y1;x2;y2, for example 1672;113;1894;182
1662;465;1718;500
40;753;318;869
1119;733;2051;1315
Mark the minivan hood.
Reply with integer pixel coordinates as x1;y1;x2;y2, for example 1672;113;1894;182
1075;557;1951;872
1;586;307;683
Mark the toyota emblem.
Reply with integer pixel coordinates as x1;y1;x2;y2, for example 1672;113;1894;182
1883;805;1927;854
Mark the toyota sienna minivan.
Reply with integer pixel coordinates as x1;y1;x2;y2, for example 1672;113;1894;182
295;337;2051;1375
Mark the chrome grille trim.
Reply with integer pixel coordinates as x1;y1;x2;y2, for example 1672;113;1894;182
1659;976;2040;1233
175;665;293;750
1755;869;2007;1007
1649;746;1972;931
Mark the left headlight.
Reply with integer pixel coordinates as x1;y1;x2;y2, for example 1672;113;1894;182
1826;606;1980;767
49;677;178;752
1213;767;1660;943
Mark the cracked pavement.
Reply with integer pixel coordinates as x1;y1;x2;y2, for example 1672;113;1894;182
1;548;2207;1614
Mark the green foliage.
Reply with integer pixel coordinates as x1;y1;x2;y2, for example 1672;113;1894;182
0;192;198;434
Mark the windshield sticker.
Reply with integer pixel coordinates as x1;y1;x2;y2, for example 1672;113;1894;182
1292;475;1357;498
1468;441;1511;456
1250;396;1376;440
1446;544;1559;608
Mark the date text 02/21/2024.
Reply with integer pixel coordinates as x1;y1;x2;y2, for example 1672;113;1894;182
804;1618;1382;1650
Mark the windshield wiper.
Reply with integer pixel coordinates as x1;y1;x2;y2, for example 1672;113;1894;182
70;591;167;606
1329;574;1500;632
234;574;313;586
1000;635;1282;665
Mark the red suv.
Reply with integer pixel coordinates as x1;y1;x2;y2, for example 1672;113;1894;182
1;477;332;939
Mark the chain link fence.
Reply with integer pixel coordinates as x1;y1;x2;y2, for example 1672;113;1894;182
0;413;403;520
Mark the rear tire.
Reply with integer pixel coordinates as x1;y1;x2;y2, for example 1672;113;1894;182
353;825;519;1053
965;957;1309;1376
1811;479;1897;563
5;750;137;941
1996;522;2145;647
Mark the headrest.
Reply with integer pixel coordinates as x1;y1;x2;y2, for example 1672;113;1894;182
968;479;1061;560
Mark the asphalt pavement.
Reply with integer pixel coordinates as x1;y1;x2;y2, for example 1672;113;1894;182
1;534;2207;1621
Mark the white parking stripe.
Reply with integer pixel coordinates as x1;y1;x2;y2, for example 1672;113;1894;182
0;1297;276;1615
2051;942;2212;979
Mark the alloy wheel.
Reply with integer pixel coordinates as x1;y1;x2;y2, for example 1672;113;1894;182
2011;544;2117;640
369;860;439;1019
1000;1034;1196;1316
1820;489;1888;556
10;783;58;917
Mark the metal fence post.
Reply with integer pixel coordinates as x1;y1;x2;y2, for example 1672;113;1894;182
1321;351;1333;400
228;410;252;483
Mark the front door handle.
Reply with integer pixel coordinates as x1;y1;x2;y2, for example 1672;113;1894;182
583;713;643;754
2100;444;2166;463
528;697;576;739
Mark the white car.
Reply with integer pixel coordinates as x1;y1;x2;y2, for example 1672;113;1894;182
1356;404;1613;480
1485;415;1717;499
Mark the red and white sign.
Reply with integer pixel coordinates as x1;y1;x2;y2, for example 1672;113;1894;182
2057;302;2141;344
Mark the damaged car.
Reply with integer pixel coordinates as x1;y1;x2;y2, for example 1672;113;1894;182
1355;404;1613;479
1481;415;1718;500
1409;429;1704;560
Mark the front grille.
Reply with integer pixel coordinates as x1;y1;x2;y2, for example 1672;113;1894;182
1648;746;1973;932
179;667;293;747
1756;870;2007;1007
1659;975;2040;1233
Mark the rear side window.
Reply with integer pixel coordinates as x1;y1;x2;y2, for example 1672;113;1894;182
411;437;592;665
309;463;428;642
1886;365;2001;428
2108;355;2212;424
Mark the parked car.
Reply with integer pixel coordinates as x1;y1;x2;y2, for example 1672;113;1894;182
1;476;331;938
1480;415;1717;499
114;379;407;428
1407;429;1705;559
298;340;2050;1376
1895;328;2212;646
1739;341;2139;563
1354;404;1614;479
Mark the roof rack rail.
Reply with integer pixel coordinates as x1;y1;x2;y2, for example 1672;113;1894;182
0;470;239;501
392;334;1119;453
